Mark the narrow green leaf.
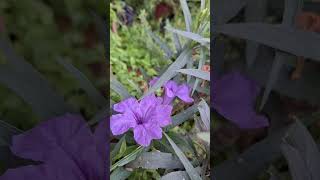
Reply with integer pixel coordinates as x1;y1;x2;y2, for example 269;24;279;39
180;0;192;31
164;133;202;180
167;21;182;53
0;120;22;146
165;103;199;131
197;99;210;131
168;132;199;160
281;120;320;180
197;132;210;144
126;151;183;169
110;75;131;100
113;138;127;162
56;58;107;107
192;46;206;95
173;32;182;53
200;0;205;10
215;23;320;62
127;78;142;96
110;167;132;180
142;49;192;99
259;52;286;110
243;49;320;105
177;69;210;81
281;143;311;180
111;135;127;161
139;67;150;82
258;0;302;109
245;0;267;67
88;105;109;126
111;146;144;172
186;56;193;83
282;0;303;26
146;29;174;59
166;27;209;45
161;167;202;180
213;0;246;25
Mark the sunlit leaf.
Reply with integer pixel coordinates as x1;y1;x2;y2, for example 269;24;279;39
110;167;132;180
111;145;144;172
110;75;131;100
166;27;209;45
126;151;183;169
197;99;210;131
180;0;192;31
177;69;210;81
215;23;320;62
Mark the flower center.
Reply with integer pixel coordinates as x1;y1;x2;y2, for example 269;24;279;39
132;111;144;125
136;116;144;125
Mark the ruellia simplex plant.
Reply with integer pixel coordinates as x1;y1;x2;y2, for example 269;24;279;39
110;0;210;179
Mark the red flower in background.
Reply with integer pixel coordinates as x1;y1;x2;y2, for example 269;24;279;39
154;2;173;20
291;12;320;80
296;12;320;32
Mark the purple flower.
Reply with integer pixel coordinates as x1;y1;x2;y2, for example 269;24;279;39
118;5;135;26
212;72;269;129
110;93;173;147
0;114;107;179
149;77;194;105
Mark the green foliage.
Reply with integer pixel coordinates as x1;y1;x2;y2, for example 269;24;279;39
110;3;168;99
0;0;104;129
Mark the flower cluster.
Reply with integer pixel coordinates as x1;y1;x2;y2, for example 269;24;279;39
110;78;194;147
149;77;194;105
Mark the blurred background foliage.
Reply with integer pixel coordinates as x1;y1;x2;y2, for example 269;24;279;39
110;0;209;101
0;0;106;130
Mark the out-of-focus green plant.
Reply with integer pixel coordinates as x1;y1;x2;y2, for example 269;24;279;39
110;2;169;99
0;0;105;129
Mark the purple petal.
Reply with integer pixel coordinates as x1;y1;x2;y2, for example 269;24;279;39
133;123;162;147
139;93;160;115
113;97;139;113
94;118;108;155
156;96;163;105
110;113;137;135
11;114;89;162
151;105;173;127
6;113;105;179
176;84;194;103
164;81;178;98
93;118;108;179
1;154;88;180
212;72;269;129
162;95;175;105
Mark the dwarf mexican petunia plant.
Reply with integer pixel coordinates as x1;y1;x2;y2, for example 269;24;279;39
110;0;210;179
